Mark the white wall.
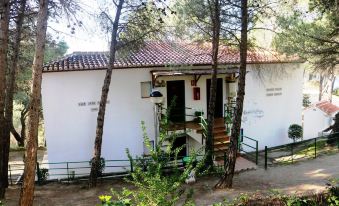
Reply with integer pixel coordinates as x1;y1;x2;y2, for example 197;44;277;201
42;69;155;177
303;108;334;139
42;63;303;177
242;64;303;149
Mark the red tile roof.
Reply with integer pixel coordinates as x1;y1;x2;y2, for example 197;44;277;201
316;101;339;115
43;41;302;72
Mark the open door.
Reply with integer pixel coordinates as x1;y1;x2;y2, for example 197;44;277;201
167;80;185;122
207;78;223;118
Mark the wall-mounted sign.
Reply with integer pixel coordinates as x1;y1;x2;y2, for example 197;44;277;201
77;100;110;112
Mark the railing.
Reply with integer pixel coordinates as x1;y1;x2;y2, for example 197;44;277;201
8;159;134;185
263;133;339;169
224;103;235;134
199;114;207;145
8;156;192;185
239;129;259;165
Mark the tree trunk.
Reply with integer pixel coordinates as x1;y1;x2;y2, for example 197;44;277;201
89;0;124;188
319;74;324;101
3;0;27;189
215;0;248;189
0;0;10;199
329;75;335;103
8;107;27;147
19;0;49;205
204;0;221;169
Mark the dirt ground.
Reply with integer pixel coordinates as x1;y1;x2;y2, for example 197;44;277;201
3;153;339;206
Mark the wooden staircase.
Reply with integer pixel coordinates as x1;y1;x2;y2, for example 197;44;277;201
213;118;230;160
197;118;230;160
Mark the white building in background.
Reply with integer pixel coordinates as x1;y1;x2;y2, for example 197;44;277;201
303;101;339;139
41;41;304;178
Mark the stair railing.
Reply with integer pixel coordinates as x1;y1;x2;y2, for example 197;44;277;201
239;129;259;165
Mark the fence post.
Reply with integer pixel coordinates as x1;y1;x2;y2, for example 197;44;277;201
238;128;244;152
314;138;317;159
255;141;259;165
264;146;267;170
36;162;41;185
9;164;12;185
291;143;294;164
130;159;133;173
66;162;69;183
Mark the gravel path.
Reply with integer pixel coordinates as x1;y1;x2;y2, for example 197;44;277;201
4;153;339;206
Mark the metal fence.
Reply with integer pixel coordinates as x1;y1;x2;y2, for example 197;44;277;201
8;156;191;185
263;133;339;169
239;129;259;165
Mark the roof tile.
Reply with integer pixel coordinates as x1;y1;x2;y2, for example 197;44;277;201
43;41;301;72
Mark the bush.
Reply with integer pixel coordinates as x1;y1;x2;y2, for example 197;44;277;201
98;121;197;206
303;94;311;107
212;179;339;205
89;157;105;177
288;124;303;142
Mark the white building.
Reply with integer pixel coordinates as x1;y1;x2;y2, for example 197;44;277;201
41;41;304;178
303;101;339;139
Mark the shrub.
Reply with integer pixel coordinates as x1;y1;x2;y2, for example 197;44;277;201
303;94;311;107
37;167;49;184
89;157;105;177
212;180;339;205
288;124;303;142
98;120;198;206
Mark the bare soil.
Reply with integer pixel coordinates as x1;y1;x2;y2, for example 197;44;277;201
3;153;339;206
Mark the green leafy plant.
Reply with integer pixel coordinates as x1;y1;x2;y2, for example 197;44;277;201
326;179;339;206
37;168;49;184
98;117;198;206
288;124;303;142
333;88;339;96
303;94;311;108
89;157;105;177
193;111;204;123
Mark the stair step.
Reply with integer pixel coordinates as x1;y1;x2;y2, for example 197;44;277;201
213;134;230;141
214;139;230;145
214;118;225;124
214;149;228;157
197;126;226;134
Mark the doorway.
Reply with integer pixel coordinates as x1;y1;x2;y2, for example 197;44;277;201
172;135;187;157
167;80;185;122
207;78;223;118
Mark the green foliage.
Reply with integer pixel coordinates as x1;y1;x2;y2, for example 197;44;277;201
89;157;105;177
212;180;339;205
98;118;197;206
288;124;303;142
303;94;311;107
273;0;338;73
37;168;49;184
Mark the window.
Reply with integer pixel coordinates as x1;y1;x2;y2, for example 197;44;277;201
141;81;152;98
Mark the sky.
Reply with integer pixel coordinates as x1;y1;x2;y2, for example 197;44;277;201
47;0;110;54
